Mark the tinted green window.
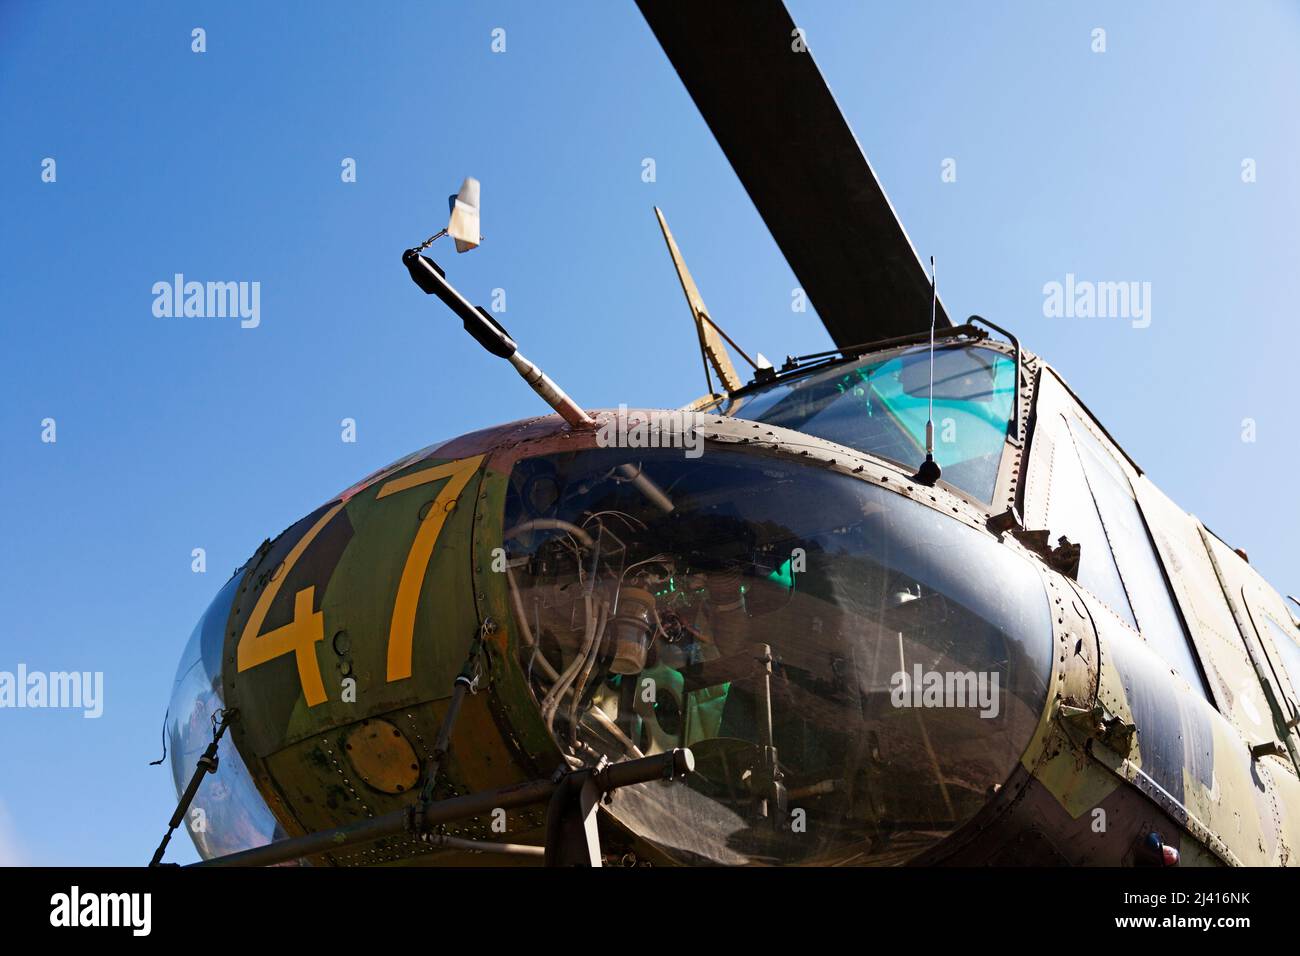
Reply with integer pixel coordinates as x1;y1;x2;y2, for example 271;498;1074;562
728;346;1016;503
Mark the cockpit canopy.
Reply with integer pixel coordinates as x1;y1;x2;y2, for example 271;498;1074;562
503;444;1051;865
726;344;1017;504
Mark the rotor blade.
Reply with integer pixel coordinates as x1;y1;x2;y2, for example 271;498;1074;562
636;0;950;347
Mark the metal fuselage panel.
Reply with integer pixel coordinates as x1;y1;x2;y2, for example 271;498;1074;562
1009;364;1300;866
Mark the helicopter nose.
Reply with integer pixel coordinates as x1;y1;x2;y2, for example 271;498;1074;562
502;441;1053;865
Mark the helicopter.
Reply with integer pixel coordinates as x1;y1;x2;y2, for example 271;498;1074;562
153;0;1300;867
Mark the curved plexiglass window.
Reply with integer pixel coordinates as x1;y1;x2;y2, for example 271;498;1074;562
167;571;290;861
727;345;1016;503
1065;416;1209;699
504;447;1051;865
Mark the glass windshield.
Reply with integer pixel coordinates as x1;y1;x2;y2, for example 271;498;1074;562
727;345;1016;503
168;571;291;861
504;446;1051;865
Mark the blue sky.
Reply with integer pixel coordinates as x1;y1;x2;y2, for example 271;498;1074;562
1;1;1297;865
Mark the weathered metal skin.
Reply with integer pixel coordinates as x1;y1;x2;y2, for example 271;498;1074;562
184;334;1300;866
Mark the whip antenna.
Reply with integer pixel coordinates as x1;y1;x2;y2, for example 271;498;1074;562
916;256;942;486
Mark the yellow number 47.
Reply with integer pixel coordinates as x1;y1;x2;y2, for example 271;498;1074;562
234;455;484;706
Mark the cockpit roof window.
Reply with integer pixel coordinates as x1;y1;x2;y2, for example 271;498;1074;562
726;345;1016;503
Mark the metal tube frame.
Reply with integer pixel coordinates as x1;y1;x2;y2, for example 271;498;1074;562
188;748;694;868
